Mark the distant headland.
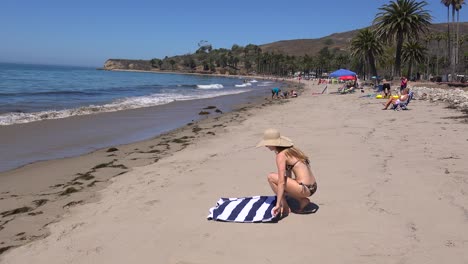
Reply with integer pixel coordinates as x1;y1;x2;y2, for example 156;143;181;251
103;22;468;79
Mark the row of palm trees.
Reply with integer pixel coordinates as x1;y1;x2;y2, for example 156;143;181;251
151;0;465;82
441;0;465;79
353;0;466;81
372;0;431;78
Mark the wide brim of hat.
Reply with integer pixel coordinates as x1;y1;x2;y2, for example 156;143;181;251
256;136;293;148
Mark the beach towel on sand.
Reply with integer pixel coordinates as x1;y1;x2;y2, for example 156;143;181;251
207;196;278;223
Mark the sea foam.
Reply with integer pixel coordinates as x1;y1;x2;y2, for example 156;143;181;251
196;84;224;89
235;83;253;87
257;81;275;87
0;90;249;125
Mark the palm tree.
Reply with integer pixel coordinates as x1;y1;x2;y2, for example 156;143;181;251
423;33;434;79
378;46;396;78
450;0;457;79
318;47;332;75
350;28;384;78
441;0;465;80
441;0;451;74
373;0;432;77
434;33;445;75
455;1;465;65
402;40;427;78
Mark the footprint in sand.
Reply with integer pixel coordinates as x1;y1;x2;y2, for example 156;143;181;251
445;240;456;247
144;199;160;206
1;206;33;217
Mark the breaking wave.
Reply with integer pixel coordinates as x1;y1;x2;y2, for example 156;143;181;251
196;84;224;89
257;81;275;87
0;89;249;126
235;83;253;87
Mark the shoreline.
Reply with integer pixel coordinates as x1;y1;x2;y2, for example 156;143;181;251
0;79;303;255
2;80;467;263
0;72;289;173
103;68;294;86
0;69;277;127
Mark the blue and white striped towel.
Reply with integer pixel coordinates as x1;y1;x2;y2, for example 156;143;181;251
207;196;279;223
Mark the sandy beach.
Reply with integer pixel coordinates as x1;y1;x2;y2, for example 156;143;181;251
1;80;468;263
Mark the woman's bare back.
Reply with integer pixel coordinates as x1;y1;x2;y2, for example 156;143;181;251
286;157;316;185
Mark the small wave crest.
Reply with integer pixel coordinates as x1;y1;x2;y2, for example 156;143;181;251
257;81;275;87
0;89;250;125
235;83;253;87
196;84;224;89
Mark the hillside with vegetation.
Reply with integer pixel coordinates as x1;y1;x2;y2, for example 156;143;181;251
259;23;468;57
104;11;468;81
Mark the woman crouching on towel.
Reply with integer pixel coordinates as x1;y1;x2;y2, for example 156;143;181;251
257;128;317;217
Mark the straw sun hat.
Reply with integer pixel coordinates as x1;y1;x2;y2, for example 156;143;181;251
256;128;293;148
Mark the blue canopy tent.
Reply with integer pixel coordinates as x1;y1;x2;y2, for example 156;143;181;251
326;69;357;94
329;69;357;78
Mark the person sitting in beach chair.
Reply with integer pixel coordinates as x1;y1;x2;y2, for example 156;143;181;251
382;88;410;110
339;82;356;94
338;81;354;94
338;83;346;93
346;86;355;93
392;90;414;110
290;90;298;98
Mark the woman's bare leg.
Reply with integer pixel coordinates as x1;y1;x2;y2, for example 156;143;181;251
267;173;311;212
282;181;310;212
382;98;396;110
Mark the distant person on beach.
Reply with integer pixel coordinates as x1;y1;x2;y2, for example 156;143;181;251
356;78;364;93
382;87;409;110
271;87;280;99
382;79;391;98
400;77;408;92
290;90;298;98
257;129;317;216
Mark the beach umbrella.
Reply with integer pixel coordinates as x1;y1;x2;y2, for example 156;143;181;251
329;69;357;78
339;75;356;80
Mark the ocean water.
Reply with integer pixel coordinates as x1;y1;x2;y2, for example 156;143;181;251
0;63;281;172
0;63;274;125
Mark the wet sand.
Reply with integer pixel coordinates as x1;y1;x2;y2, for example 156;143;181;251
1;80;468;263
0;83;278;173
0;79;303;255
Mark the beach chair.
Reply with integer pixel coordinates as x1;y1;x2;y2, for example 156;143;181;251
338;84;355;94
338;84;346;93
392;91;414;111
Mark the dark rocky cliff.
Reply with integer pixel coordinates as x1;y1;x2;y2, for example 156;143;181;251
103;59;152;71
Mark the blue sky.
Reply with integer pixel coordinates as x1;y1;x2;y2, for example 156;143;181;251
1;0;466;67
